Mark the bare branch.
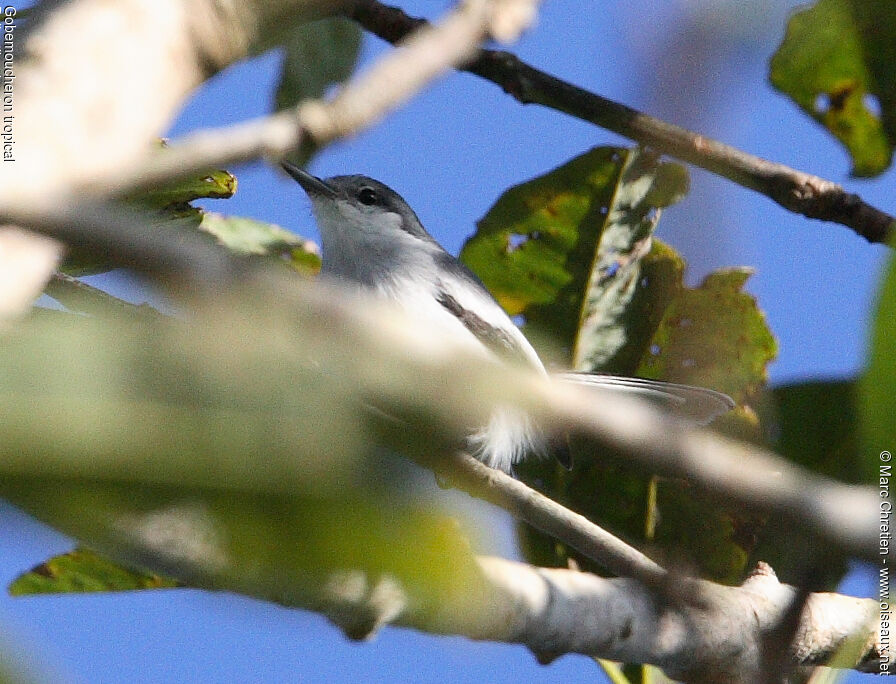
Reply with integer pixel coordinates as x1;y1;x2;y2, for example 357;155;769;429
350;0;896;245
84;0;536;200
422;451;667;586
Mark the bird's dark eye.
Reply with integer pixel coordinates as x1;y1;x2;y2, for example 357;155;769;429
358;187;378;205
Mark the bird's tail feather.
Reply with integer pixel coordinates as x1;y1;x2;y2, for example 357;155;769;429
556;371;735;425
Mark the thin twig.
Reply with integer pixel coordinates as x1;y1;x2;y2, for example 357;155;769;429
350;0;896;244
423;451;667;586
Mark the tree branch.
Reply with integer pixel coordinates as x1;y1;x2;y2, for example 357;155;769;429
318;555;882;679
5;200;879;562
350;0;896;245
86;0;533;200
422;451;667;586
3;201;884;678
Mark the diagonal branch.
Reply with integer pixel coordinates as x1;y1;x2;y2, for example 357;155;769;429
91;0;531;201
420;451;667;586
350;0;896;245
3;200;883;677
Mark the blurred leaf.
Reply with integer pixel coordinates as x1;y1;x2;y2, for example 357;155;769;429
769;0;896;176
461;146;688;367
198;213;321;275
636;268;777;405
277;18;362;165
4;479;480;615
10;548;178;595
0;291;498;612
43;274;157;319
860;251;896;480
276;18;362;109
0;641;35;684
743;378;862;587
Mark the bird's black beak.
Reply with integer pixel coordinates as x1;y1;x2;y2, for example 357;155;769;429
280;161;338;198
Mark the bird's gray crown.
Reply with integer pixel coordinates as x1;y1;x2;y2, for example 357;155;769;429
322;174;434;242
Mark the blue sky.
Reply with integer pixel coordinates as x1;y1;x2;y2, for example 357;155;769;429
1;0;888;681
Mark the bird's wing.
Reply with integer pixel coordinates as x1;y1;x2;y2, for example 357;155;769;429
432;252;545;371
434;288;538;368
557;372;735;425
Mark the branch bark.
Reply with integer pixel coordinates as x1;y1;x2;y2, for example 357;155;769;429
317;555;882;681
350;0;896;245
423;452;667;586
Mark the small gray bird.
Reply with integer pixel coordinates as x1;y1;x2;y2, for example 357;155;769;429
281;162;733;473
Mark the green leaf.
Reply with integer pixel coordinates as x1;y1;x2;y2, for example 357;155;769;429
10;548;178;596
461;146;688;368
276;18;362;166
276;18;362;110
636;268;777;405
769;0;896;177
572;152;689;373
124;167;237;209
198;213;321;275
44;274;159;319
740;379;862;588
769;379;862;483
860;251;896;480
60;163;236;276
480;151;777;583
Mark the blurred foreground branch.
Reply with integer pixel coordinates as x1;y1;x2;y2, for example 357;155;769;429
4;199;879;560
104;0;514;197
350;0;896;244
0;200;883;678
9;0;537;206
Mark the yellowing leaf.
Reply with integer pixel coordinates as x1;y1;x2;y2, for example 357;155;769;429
636;268;777;404
769;0;896;176
199;213;321;275
461;147;688;368
10;548;178;596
